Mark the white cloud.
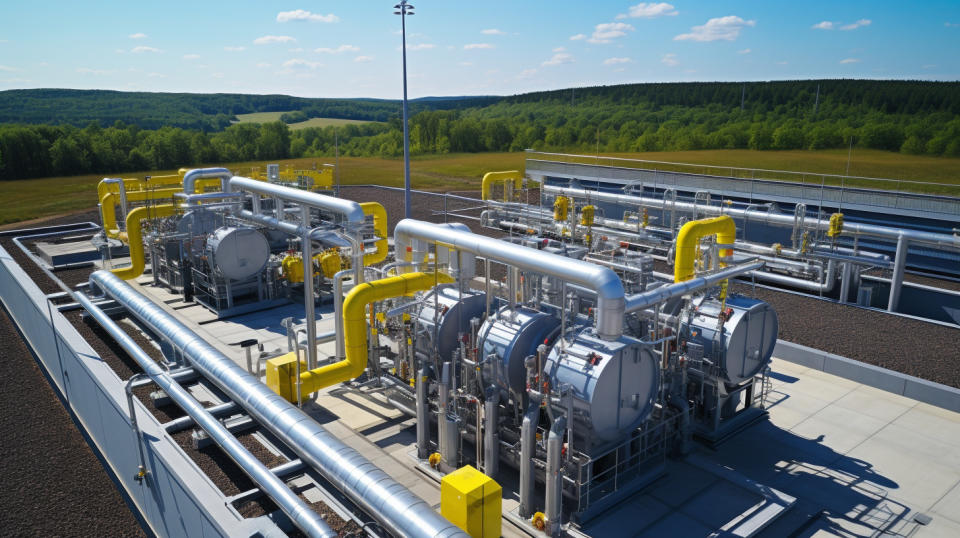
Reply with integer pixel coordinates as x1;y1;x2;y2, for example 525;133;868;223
315;44;359;54
276;10;339;23
283;58;322;69
224;46;245;52
947;22;960;28
354;56;374;63
76;67;112;75
288;47;304;52
542;52;574;66
840;58;860;64
661;53;678;66
616;3;678;20
569;33;587;41
674;16;755;42
256;62;271;68
254;35;296;45
589;22;634;44
131;46;162;53
553;47;566;53
183;54;200;60
0;65;18;71
464;43;494;50
146;72;165;78
814;19;871;31
518;68;538;79
481;29;505;35
738;48;751;54
840;19;871;31
603;57;632;65
406;43;435;51
128;33;147;39
211;72;224;79
459;61;473;66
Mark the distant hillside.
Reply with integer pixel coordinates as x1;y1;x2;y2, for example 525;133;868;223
0;89;499;130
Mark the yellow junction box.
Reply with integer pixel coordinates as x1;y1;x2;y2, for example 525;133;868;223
265;351;306;403
441;465;502;538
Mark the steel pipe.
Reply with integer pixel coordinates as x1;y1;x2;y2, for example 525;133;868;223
88;270;467;538
182;168;232;195
544;185;960;249
229;176;366;225
395;219;626;340
889;234;909;312
74;291;335;538
624;262;764;313
545;415;566;537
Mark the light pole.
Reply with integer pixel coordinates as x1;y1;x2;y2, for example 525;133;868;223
395;1;414;219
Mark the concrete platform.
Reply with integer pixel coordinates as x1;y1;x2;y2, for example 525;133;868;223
124;276;960;537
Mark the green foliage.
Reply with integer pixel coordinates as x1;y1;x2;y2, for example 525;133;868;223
0;80;958;180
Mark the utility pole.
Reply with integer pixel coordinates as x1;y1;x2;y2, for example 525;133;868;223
740;83;746;111
813;83;820;115
395;1;415;219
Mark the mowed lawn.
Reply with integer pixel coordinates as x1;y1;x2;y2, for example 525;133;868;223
233;111;382;130
2;149;958;225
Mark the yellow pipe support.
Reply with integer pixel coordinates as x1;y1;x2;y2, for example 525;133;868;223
111;204;176;280
481;170;523;201
298;271;454;393
360;202;389;266
674;215;736;283
100;188;183;238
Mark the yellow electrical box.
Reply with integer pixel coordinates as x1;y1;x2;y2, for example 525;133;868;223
441;465;502;538
265;351;306;403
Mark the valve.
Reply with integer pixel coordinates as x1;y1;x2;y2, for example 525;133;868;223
428;452;442;468
827;212;844;238
532;512;546;531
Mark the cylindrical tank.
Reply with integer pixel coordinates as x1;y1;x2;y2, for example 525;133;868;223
477;307;561;399
682;294;778;384
176;208;223;236
543;330;659;445
205;226;270;281
414;285;486;363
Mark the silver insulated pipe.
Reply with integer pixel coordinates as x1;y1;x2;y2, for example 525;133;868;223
228;176;367;225
182;167;232;195
73;292;335;538
394;219;626;340
88;270;468;538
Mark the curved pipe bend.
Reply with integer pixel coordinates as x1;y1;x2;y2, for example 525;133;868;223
300;271;453;393
481;170;523;201
182;167;232;195
674;216;736;283
111;204;176;280
394;218;626;340
360;202;389;266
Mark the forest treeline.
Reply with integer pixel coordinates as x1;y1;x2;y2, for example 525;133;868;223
0;80;958;180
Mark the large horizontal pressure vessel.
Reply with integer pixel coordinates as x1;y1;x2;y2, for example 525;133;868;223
414;285;486;363
478;306;561;399
176;208;223;236
205;226;270;281
683;294;778;384
544;330;659;444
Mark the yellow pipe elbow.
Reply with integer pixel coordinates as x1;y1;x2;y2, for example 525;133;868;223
481;170;522;201
111;204;176;280
360;202;389;266
674;215;736;283
299;271;454;392
101;188;183;238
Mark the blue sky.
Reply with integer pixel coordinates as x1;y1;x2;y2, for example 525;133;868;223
0;1;957;98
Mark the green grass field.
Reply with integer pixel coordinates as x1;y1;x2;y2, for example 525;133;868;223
233;111;381;130
1;149;958;226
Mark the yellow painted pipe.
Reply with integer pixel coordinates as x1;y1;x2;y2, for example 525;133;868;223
360;202;389;266
481;170;522;201
100;188;182;238
97;175;221;202
299;271;454;392
674;215;736;283
111;204;176;280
